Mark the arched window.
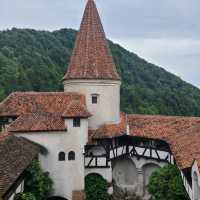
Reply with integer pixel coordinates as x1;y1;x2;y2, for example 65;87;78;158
68;151;75;161
58;152;65;161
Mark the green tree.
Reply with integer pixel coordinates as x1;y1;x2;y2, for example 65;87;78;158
14;193;36;200
85;174;111;200
24;160;53;200
148;165;188;200
1;28;200;116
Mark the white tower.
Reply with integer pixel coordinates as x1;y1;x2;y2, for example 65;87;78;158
63;0;121;129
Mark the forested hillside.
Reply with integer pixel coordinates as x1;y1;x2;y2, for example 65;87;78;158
0;28;200;116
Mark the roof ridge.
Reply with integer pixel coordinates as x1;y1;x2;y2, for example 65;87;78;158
11;91;84;96
128;113;200;120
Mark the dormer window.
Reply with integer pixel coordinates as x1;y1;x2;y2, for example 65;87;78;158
91;94;99;104
73;118;81;127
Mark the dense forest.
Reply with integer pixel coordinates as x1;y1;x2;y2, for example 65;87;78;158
0;28;200;116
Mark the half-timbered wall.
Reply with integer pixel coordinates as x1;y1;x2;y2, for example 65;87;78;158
85;136;168;198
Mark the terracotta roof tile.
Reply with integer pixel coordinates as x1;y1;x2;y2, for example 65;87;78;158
0;92;89;133
0;132;11;142
63;0;120;81
0;92;86;117
92;113;126;139
0;135;40;196
8;113;67;133
128;115;200;169
90;114;200;170
62;100;91;118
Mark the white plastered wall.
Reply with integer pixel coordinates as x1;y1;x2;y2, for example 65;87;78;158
85;146;112;182
16;118;88;200
192;161;200;200
112;157;165;197
63;79;121;129
8;181;24;200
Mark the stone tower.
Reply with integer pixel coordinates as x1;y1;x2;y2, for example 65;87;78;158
63;0;121;129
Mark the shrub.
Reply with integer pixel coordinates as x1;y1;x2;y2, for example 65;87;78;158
148;165;188;200
85;174;111;200
14;192;36;200
24;160;53;200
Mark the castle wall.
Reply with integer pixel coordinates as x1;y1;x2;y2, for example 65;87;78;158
16;118;88;200
192;161;200;200
84;144;167;199
111;157;165;198
64;79;121;129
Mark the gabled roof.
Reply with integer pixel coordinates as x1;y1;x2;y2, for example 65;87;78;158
0;92;86;117
0;92;91;133
63;0;120;81
62;100;91;118
90;114;200;170
8;113;67;133
0;134;40;197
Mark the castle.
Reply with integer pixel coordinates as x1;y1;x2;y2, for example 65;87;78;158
0;0;200;200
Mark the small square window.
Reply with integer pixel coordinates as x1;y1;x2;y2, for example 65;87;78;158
92;95;98;104
73;118;81;127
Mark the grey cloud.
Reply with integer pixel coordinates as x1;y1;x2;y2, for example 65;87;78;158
99;0;200;39
1;0;200;39
117;38;200;88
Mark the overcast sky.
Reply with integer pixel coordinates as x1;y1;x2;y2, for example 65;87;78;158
0;0;199;88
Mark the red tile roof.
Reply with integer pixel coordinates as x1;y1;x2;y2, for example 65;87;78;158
92;113;126;139
0;132;11;142
0;92;86;117
90;114;200;170
8;113;67;133
62;100;91;118
0;92;90;132
0;135;40;197
63;0;120;81
128;115;200;169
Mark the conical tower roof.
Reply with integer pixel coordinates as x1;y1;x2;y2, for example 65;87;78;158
63;0;120;81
